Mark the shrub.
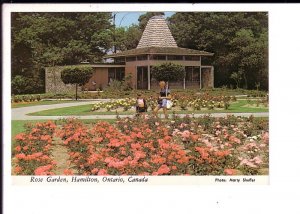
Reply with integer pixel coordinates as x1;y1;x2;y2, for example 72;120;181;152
61;65;93;100
11;94;43;103
151;62;185;82
11;75;41;95
12;75;44;95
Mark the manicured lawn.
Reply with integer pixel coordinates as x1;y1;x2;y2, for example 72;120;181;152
28;99;268;116
12;100;87;108
28;103;95;116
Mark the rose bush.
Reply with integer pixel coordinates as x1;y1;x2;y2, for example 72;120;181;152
12;115;268;176
12;121;57;175
58;118;189;175
57;115;268;176
169;116;268;175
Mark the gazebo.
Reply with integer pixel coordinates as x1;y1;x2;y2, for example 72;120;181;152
103;15;214;90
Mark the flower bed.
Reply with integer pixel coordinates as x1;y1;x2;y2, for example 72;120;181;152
173;93;234;110
12;115;268;176
91;94;235;112
91;98;136;112
57;115;268;176
12;121;57;175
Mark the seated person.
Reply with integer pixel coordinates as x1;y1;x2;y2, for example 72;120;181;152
136;93;147;114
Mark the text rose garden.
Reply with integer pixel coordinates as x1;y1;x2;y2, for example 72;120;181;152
12;115;268;176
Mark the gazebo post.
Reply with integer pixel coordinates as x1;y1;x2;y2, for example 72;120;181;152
147;64;151;90
183;56;186;90
211;66;214;88
200;56;202;89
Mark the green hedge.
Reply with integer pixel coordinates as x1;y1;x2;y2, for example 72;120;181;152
11;88;268;102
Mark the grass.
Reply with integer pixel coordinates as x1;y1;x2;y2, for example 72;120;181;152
28;99;268;116
12;100;87;108
28;104;95;116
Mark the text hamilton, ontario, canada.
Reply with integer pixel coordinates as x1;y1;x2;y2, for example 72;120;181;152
29;176;149;183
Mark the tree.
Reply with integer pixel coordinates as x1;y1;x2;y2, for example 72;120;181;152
11;12;113;94
61;66;93;100
169;12;268;90
151;62;185;83
113;25;142;51
124;25;142;50
229;28;268;89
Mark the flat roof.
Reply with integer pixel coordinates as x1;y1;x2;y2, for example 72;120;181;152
103;47;214;58
90;63;125;68
45;63;125;69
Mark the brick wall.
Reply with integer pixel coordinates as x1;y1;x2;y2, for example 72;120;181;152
84;67;109;91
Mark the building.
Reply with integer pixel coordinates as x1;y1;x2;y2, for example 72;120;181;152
45;15;214;93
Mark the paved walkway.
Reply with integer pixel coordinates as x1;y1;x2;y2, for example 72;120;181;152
12;101;269;120
12;101;99;120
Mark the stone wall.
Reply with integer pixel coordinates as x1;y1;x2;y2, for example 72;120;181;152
45;66;80;94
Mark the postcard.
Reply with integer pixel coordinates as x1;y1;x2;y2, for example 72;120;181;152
3;3;300;214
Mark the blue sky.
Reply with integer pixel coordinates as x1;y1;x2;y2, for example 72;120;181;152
114;12;175;27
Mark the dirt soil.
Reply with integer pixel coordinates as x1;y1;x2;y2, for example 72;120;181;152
52;136;77;175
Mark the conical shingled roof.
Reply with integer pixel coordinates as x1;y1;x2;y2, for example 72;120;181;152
137;15;178;49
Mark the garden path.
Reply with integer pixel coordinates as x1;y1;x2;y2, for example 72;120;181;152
12;100;100;120
12;100;269;120
51;136;72;175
